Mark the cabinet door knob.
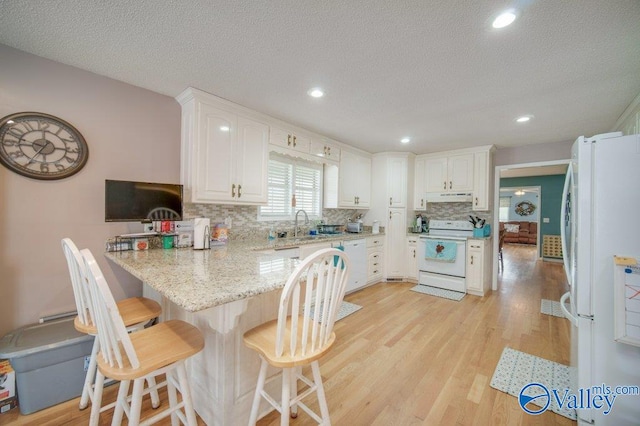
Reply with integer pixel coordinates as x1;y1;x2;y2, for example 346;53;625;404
238;184;242;198
231;183;236;197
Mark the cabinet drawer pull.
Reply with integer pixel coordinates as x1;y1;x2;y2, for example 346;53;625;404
231;183;236;197
373;270;379;274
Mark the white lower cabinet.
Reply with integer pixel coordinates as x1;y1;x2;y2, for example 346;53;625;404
466;238;492;296
406;236;418;281
385;208;406;279
367;236;384;284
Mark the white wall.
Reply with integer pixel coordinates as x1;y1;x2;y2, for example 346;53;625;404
494;140;573;166
0;45;181;337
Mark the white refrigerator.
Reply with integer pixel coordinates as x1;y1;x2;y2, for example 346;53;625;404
560;132;640;425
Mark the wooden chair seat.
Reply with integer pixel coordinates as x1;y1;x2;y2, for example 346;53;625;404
74;296;161;335
62;238;163;414
243;248;351;425
82;248;205;426
98;319;204;381
243;316;336;368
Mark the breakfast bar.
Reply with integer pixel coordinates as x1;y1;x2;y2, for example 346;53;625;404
105;242;302;425
104;233;374;425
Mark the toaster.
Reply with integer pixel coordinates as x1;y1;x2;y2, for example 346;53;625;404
346;222;363;233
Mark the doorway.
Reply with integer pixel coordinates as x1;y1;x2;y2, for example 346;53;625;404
492;160;569;291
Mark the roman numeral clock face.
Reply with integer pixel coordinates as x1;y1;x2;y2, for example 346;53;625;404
0;112;89;180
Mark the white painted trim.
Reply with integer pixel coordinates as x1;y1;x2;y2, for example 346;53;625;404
492;159;570;291
613;91;640;131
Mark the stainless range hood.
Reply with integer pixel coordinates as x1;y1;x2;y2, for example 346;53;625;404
425;192;473;202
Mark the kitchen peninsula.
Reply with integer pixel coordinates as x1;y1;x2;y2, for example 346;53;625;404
104;232;377;425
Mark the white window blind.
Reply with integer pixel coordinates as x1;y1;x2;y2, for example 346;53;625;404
499;196;511;221
499;197;511;208
259;154;322;220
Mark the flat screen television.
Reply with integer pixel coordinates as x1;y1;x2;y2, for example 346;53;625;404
105;179;183;222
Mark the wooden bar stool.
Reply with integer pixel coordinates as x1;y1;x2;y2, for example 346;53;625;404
244;248;351;426
82;249;204;426
61;238;162;414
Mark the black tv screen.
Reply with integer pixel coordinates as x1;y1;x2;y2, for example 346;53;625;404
105;179;183;222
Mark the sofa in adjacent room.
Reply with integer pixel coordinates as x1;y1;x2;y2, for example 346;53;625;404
499;221;538;245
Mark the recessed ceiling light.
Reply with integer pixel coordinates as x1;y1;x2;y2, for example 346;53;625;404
219;126;230;132
308;88;324;98
492;10;517;29
515;115;533;123
7;120;14;124
400;137;411;144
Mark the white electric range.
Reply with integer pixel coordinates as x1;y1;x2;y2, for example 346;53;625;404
417;220;474;293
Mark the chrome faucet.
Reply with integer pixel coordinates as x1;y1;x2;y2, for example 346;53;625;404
294;209;309;237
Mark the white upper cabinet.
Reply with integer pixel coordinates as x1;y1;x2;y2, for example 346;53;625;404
414;156;427;210
372;153;408;208
425;154;474;193
472;150;491;211
177;88;269;205
387;155;408;208
415;146;494;207
338;149;371;208
310;138;341;162
269;126;311;154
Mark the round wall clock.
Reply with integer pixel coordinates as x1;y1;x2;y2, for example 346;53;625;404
0;112;89;180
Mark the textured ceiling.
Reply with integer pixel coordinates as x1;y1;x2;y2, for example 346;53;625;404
1;0;639;154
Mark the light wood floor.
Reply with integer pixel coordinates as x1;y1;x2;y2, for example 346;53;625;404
1;243;573;425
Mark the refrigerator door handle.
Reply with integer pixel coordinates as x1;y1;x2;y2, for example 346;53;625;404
560;166;573;287
560;291;578;326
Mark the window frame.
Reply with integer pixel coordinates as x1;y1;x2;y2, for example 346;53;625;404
258;153;323;221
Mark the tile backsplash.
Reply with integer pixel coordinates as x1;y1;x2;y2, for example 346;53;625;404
183;203;359;241
183;202;491;240
417;202;493;227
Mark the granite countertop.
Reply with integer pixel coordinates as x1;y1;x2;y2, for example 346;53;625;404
104;232;383;312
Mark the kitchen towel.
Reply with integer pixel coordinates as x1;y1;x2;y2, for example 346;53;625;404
425;239;457;262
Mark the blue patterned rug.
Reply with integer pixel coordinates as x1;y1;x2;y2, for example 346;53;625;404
490;347;576;420
541;299;565;318
409;285;465;301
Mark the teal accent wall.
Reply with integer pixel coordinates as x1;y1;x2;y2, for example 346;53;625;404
500;174;566;256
